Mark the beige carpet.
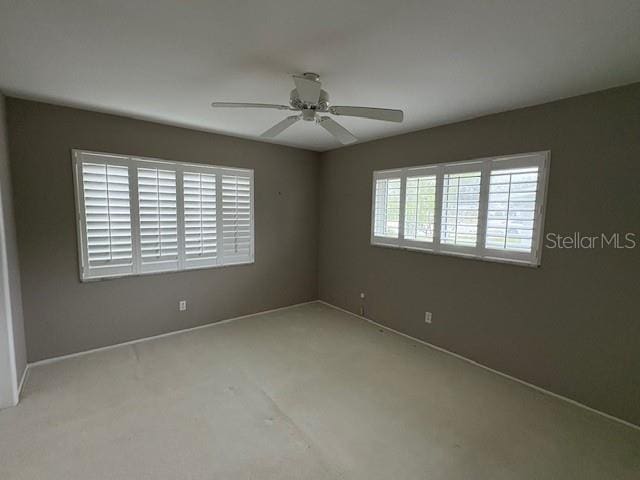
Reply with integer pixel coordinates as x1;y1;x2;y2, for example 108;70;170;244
1;302;638;479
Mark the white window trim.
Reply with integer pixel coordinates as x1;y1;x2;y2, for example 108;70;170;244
72;149;255;281
371;151;550;267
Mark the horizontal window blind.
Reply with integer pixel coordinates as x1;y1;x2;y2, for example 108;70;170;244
371;151;549;266
73;150;254;280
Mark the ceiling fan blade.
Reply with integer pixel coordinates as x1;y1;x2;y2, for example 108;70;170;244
329;106;403;122
261;115;300;138
211;102;290;110
293;75;321;104
318;117;357;145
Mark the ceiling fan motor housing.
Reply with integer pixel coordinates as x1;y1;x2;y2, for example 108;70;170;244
290;89;330;113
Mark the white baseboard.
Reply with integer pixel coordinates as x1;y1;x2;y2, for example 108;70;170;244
28;300;318;369
318;300;640;432
24;298;639;432
18;364;29;397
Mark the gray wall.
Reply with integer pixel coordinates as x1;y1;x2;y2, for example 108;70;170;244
318;83;640;426
6;85;639;425
7;98;319;362
0;93;27;407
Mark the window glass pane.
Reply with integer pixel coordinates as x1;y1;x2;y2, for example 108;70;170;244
374;177;401;238
404;175;436;242
486;166;539;252
440;171;481;247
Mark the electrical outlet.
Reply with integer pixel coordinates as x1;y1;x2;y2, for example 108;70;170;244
360;292;366;299
425;312;432;324
179;300;187;312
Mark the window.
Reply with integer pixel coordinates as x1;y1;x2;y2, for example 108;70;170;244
371;151;550;266
73;150;254;280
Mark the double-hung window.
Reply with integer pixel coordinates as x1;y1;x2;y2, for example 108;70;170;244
371;151;549;266
73;150;254;281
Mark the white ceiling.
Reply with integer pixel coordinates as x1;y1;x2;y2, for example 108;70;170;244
1;1;639;151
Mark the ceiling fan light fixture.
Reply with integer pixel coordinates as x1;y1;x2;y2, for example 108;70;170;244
301;109;316;122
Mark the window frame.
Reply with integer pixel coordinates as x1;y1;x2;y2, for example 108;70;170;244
72;149;255;281
371;151;550;267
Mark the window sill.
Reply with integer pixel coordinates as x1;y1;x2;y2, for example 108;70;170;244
370;241;540;268
80;258;255;283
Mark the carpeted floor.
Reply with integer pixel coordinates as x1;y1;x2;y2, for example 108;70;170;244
1;302;638;479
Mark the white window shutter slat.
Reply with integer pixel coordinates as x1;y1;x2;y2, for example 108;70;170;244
182;171;218;268
440;170;482;248
77;155;135;279
485;166;539;253
137;167;178;272
221;173;253;263
83;163;133;263
373;177;401;240
404;174;437;243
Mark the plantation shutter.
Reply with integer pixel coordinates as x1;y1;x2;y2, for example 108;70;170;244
482;153;548;264
370;152;549;266
76;153;134;278
440;166;482;250
74;150;255;280
221;170;254;263
372;171;402;244
182;170;218;268
485;166;539;252
403;170;438;244
137;166;178;272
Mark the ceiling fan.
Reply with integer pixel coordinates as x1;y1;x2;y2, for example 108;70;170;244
211;73;404;145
